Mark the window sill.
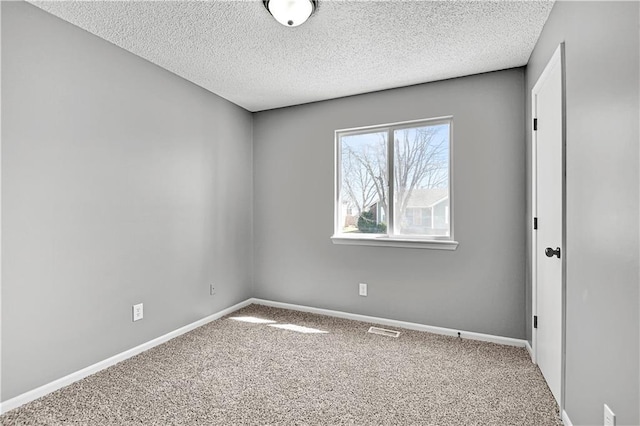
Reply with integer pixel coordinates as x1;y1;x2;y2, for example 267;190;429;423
330;235;459;250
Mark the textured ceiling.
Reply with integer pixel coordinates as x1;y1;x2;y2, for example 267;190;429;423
29;1;554;112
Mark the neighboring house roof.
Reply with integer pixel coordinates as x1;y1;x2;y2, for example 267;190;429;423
349;188;447;211
405;188;449;208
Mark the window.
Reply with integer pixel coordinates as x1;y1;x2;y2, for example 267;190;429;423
333;117;457;250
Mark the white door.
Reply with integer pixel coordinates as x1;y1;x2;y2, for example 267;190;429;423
532;44;564;407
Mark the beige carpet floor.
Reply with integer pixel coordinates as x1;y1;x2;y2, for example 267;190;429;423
1;304;562;425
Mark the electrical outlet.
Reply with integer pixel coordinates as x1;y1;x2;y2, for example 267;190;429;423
132;303;143;322
210;284;216;296
604;404;615;426
359;283;368;296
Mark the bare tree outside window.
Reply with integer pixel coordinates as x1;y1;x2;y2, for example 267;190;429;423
337;119;451;238
341;131;387;221
393;124;449;235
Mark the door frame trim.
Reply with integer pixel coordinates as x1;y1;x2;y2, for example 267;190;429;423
530;42;566;411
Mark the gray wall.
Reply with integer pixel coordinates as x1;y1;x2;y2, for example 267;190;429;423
1;2;253;401
525;2;640;424
253;69;526;339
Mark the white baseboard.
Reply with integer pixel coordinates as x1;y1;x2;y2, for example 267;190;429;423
562;409;573;426
525;340;534;362
250;298;527;348
0;298;252;415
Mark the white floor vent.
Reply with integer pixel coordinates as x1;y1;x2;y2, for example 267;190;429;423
368;326;400;338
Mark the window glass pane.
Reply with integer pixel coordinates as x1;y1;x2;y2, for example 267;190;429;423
339;131;388;234
393;123;450;236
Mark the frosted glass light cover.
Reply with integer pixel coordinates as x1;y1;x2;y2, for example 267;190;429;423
267;0;314;27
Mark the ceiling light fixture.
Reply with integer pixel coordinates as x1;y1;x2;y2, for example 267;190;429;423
263;0;317;27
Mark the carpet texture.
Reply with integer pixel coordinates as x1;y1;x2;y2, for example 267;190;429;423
1;305;562;425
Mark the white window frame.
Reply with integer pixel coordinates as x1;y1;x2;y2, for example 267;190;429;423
331;116;458;250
